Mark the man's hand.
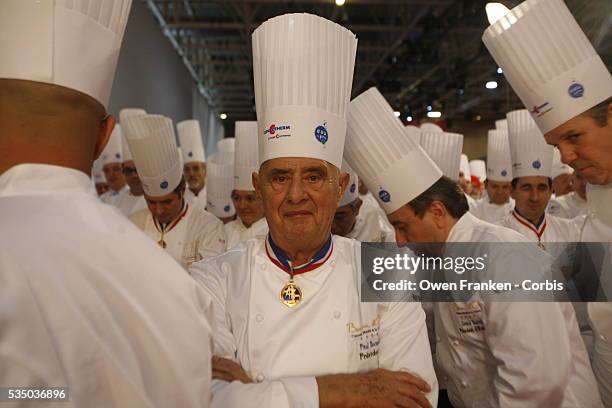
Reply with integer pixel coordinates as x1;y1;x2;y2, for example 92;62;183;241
212;356;253;384
317;368;432;408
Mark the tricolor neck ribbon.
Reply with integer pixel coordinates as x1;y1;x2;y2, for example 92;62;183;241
265;234;333;276
512;209;547;241
154;203;189;235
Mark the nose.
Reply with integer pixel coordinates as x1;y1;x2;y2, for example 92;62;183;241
557;142;578;166
152;204;165;217
286;177;308;204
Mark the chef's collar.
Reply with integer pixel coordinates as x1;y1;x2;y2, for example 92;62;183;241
266;233;333;275
514;207;546;230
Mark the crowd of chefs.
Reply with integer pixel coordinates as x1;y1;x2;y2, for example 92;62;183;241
1;0;611;406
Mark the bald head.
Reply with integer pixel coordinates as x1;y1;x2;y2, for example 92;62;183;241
0;79;114;176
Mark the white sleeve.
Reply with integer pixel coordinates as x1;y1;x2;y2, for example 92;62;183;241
476;302;572;408
197;219;227;260
377;302;439;407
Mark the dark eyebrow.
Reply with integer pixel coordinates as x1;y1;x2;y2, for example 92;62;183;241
267;168;291;178
302;166;328;174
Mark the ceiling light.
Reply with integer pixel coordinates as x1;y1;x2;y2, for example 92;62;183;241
486;81;498;89
497;67;503;74
426;105;432;112
427;111;442;118
335;0;346;5
406;116;413;122
394;111;401;118
220;113;227;120
485;3;510;25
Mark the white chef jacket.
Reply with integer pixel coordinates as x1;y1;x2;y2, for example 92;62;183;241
130;204;226;269
224;217;269;250
185;186;208;210
345;208;396;243
548;192;588;220
465;192;477;212
99;184;128;205
189;235;438;408
435;212;602;408
581;183;612;407
113;188;147;217
470;198;514;224
0;164;213;408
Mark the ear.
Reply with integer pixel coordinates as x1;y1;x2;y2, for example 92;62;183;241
428;200;448;227
252;171;261;197
354;197;363;215
94;115;115;160
338;171;350;202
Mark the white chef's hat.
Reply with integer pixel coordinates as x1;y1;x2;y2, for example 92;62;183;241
551;147;574;179
460;154;471;179
419;131;464;181
99;124;123;165
469;160;487;182
345;88;442;214
92;158;106;184
0;0;132;109
119;108;146;162
252;13;357;169
507;109;554;178
217;137;235;154
495;119;508;131
234;121;259;191
420;123;443;133
339;160;359;207
206;152;236;218
404;125;422;144
122;114;183;197
486;130;513;182
177;120;206;163
483;0;612;134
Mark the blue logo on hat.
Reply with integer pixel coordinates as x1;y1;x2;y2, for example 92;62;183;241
568;82;584;98
501;169;508;177
314;124;328;145
379;189;391;203
350;183;356;193
224;205;230;213
532;160;541;169
160;180;169;189
115;153;121;160
188;151;193;158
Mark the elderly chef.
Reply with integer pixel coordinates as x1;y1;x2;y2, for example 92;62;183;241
178;119;208;209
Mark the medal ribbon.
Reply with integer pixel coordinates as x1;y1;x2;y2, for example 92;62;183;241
153;203;189;240
512;210;547;243
265;234;333;276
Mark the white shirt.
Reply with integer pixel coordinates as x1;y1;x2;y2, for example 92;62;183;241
185;186;207;211
113;188;147;217
130;204;226;269
0;164;213;408
470;198;514;224
190;235;438;408
465;192;477;212
435;212;602;408
548;191;588;219
345;209;395;242
99;184;128;205
224;217;269;250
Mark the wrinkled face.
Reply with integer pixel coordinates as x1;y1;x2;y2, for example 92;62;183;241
102;162;126;192
511;176;551;223
145;191;183;225
387;205;440;244
231;190;264;228
458;172;472;194
122;160;143;193
552;173;574;197
95;182;109;197
254;157;347;246
544;109;612;185
332;199;361;237
486;180;512;205
184;161;206;192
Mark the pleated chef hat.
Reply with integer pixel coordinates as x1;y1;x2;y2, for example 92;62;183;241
507;109;554;178
177;120;206;163
92;158;106;184
469;160;487;182
420;123;443;133
345;87;442;214
252;13;358;169
483;0;612;134
206;152;236;218
339;160;359;207
404;125;422;145
486;130;513;182
99;124;123;166
119;108;146;162
234;121;259;191
495;119;508;131
551;148;574;179
420;131;464;181
217;138;235;154
460;154;471;179
122;114;183;197
0;0;132;108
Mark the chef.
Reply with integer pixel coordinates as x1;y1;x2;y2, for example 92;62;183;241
483;0;612;402
190;13;437;408
125;113;226;269
469;159;486;199
0;1;214;406
99;123;127;204
471;129;514;223
458;154;476;208
112;108;147;216
206;151;237;224
346;86;599;408
178;119;207;209
332;160;395;242
225;121;268;249
548;170;589;219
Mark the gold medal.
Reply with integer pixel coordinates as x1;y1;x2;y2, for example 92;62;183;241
280;279;303;308
537;241;546;250
158;238;167;249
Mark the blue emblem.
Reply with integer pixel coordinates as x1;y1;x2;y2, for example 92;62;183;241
314;124;328;145
224;205;230;213
115;153;121;159
350;183;356;193
379;189;391;203
568;82;584;98
160;180;169;189
188;151;193;158
532;160;541;169
501;169;507;177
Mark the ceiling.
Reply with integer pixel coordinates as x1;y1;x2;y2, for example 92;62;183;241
145;0;612;132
